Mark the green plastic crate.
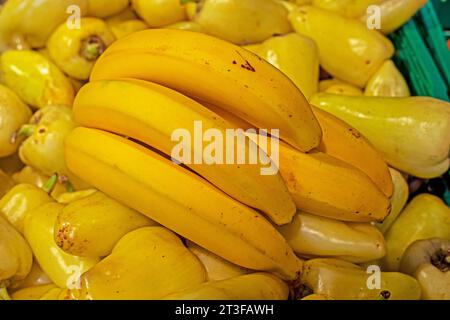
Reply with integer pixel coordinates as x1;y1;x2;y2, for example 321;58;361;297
390;0;450;101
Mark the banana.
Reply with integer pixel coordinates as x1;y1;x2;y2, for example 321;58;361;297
206;101;393;198
163;273;289;300
11;284;58;300
68;227;206;300
312;107;393;197
90;29;322;152
73;79;296;225
65;127;303;280
206;105;391;221
187;241;250;281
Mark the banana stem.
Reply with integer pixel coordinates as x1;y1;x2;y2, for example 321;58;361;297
43;174;58;194
81;35;106;61
0;286;11;300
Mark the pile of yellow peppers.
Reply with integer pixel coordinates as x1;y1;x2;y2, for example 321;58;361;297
0;0;449;301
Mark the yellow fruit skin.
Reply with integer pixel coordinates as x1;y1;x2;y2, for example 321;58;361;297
0;0;88;50
289;6;394;87
69;227;206;300
11;284;58;300
312;107;393;197
301;294;334;300
359;0;427;34
312;0;384;18
382;194;450;271
278;212;386;263
244;33;319;99
325;83;362;96
131;0;186;27
87;0;130;18
73;79;295;225
0;50;74;109
12;166;67;199
302;258;421;300
0;183;53;234
0;84;32;157
415;264;450;300
0;170;15;200
109;19;148;39
19;106;76;178
310;93;450;178
0;215;33;283
47;18;115;80
65;127;303;280
364;60;410;97
205;103;391;221
376;168;409;234
319;79;355;92
193;0;292;45
165;21;204;33
164;273;289;300
187;241;250;281
9;262;52;292
23;202;99;288
91;29;323;152
54;191;156;257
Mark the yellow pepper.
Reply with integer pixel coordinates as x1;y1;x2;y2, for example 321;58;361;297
312;0;383;18
23;202;99;289
54;190;157;257
289;5;394;87
0;183;53;234
364;60;410;97
187;241;250;281
278;212;386;263
310;93;450;178
165;21;203;33
12;166;68;199
382;194;450;271
0;170;15;199
67;227;206;300
47;18;116;80
325;83;363;96
0;50;74;109
9;262;52;292
300;258;421;300
0;84;32;158
87;0;130;18
0;215;33;286
319;78;360;92
0;0;88;50
301;293;334;300
400;238;450;300
131;0;187;28
192;0;292;45
108;19;148;39
19;106;76;179
376;168;409;234
244;33;319;99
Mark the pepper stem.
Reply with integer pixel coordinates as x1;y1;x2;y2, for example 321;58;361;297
81;35;106;61
0;286;11;300
18;124;37;138
43;173;58;194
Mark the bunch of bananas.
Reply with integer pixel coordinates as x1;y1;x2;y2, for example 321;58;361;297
0;0;449;301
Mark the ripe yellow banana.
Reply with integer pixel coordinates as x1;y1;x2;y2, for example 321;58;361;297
205;105;391;221
312;107;393;197
65;127;303;280
72;79;296;225
90;29;322;152
163;273;289;300
187;241;250;281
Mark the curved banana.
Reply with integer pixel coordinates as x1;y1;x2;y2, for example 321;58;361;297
72;79;296;225
205;105;391;221
312;107;393;197
90;29;322;152
278;212;386;263
163;273;289;300
65;127;303;280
